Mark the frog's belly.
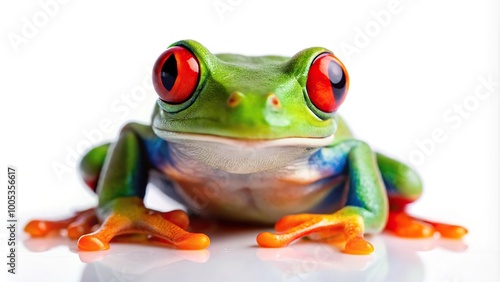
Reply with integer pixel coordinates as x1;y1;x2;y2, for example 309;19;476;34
159;166;347;224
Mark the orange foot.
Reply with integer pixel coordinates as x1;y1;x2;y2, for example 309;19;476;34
256;212;374;255
386;211;468;239
25;197;210;251
25;208;98;239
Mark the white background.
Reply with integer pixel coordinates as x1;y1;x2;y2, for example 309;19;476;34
1;0;499;281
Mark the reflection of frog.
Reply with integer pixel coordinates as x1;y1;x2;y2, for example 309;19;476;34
25;40;467;254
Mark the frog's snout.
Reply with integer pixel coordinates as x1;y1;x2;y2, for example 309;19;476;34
225;91;288;129
227;91;281;111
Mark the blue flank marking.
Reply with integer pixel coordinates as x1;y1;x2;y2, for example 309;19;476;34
143;137;187;205
306;146;351;213
143;136;174;169
308;177;346;214
308;146;349;176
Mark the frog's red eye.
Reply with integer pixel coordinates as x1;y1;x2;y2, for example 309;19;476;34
153;46;200;104
306;53;348;113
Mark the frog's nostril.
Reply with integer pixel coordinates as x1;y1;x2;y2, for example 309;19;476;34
266;93;281;110
227;91;244;108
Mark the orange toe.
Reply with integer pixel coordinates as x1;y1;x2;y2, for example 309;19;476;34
256;232;288;248
67;225;87;240
273;214;311;232
433;224;468;239
344;237;374;255
24;220;50;237
161;210;190;230
78;235;109;251
174;233;210;250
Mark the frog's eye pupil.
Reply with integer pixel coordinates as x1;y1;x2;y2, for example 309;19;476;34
306;53;349;113
153;46;200;104
328;61;346;89
161;55;178;91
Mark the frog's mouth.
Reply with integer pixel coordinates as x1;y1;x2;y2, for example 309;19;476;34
153;128;334;174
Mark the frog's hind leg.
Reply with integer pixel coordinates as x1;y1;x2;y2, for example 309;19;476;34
80;143;111;192
24;145;110;238
376;153;467;239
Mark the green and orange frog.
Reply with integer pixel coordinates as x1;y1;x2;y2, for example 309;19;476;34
25;40;467;255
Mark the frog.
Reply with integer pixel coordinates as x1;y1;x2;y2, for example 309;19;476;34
25;40;467;255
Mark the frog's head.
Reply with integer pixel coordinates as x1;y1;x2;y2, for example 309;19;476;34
152;40;349;173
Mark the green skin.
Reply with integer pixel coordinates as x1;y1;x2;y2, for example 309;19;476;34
80;40;422;245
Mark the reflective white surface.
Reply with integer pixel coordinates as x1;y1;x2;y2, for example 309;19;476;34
7;215;500;282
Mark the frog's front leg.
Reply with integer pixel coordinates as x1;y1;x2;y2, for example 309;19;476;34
26;123;209;251
257;139;388;255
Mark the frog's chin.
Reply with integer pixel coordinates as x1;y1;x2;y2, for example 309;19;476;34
153;128;334;174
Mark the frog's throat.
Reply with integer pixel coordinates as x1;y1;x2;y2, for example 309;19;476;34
153;129;334;174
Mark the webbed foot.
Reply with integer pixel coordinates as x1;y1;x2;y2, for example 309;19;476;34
386;211;468;239
25;197;210;251
78;197;209;251
257;212;374;255
25;208;98;239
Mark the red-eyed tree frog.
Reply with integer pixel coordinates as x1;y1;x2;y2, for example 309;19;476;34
25;40;467;255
